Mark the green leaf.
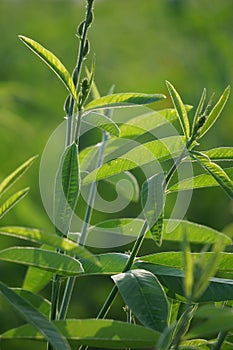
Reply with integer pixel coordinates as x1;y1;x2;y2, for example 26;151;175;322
119;108;178;138
187;305;233;339
203;147;233;161
18;35;77;100
80;253;129;275
198;86;230;138
0;187;29;219
141;173;165;246
23;267;52;293
194;153;233;199
191;88;207;136
134;263;233;302
82;112;120;137
166;81;190;139
0;281;71;350
83;136;185;184
0;226;98;261
1;319;160;348
0;155;37;196
112;269;168;332
54;142;80;236
84;92;166;111
76;218;231;249
138;252;233;279
12;288;51;317
168;167;233;193
0;247;83;275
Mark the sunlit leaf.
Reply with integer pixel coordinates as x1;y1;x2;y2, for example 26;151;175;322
0;156;37;196
168;167;233;193
76;218;231;249
82;112;120;137
198;86;230;138
83;136;185;184
54;142;80;236
84;92;166;111
0;187;29;219
0;281;71;350
119;109;178;138
0;247;83;275
203;147;233;161
112;269;168;332
0;226;98;261
12;288;51;317
194;153;233;199
166;81;190;139
80;253;129;275
1;318;160;348
18;35;77;100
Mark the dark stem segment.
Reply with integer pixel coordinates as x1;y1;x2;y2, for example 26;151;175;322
211;331;228;350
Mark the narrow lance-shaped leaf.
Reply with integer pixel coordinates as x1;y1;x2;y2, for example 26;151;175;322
0;226;98;261
18;35;77;100
83;136;185;184
203;147;233;161
112;269;168;332
166;81;190;139
0;155;37;196
141;173;165;246
54;142;80;236
0;187;29;219
1;319;160;349
82;112;120;137
198;86;230;138
193;152;233;199
168;167;233;193
84;92;166;111
0;281;71;350
0;247;83;275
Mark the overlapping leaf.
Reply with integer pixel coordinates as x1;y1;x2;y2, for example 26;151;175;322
1;319;160;348
0;282;71;350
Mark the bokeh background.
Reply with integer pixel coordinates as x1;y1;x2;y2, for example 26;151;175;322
1;0;233;349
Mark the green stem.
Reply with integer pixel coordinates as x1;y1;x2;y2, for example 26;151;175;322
211;330;228;350
47;274;61;350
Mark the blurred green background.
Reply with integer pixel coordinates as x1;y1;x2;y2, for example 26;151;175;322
0;0;233;349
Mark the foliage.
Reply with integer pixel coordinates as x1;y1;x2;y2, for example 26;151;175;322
1;1;233;350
